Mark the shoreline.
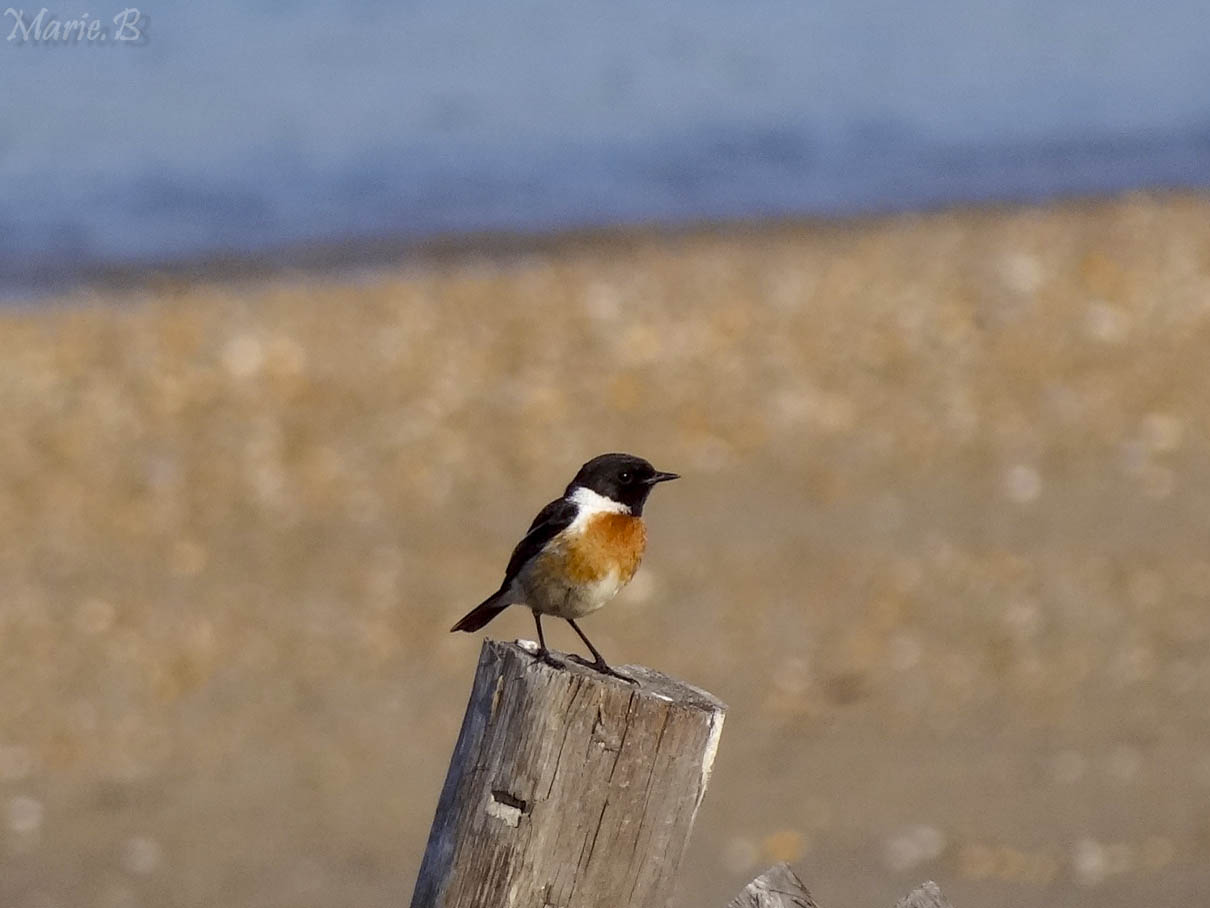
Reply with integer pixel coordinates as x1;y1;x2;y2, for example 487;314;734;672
6;186;1203;307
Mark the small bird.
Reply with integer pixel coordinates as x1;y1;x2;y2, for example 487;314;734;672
451;452;679;681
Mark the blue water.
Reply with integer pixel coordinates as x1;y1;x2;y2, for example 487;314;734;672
3;0;1210;295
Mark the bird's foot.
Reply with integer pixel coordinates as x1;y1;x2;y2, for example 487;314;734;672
569;654;638;685
533;648;565;670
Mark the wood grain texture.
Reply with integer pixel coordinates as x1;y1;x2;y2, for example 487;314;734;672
726;863;819;908
411;639;726;908
892;881;953;908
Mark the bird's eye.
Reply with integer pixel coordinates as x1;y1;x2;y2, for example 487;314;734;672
618;470;633;484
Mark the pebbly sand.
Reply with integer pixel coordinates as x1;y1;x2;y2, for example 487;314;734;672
1;191;1209;907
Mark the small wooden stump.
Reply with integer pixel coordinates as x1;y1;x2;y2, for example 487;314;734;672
726;863;818;908
893;881;953;908
411;639;727;908
727;866;954;908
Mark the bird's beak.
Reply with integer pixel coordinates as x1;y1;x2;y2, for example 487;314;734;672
646;471;680;484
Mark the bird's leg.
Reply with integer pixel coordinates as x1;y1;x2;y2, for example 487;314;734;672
532;611;563;669
566;619;636;684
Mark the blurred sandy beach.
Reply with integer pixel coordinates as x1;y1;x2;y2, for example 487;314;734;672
2;192;1209;908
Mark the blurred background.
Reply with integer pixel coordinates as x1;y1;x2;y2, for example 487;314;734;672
3;3;1210;907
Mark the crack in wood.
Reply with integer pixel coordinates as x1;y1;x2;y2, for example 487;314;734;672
545;676;585;800
580;796;611;872
605;690;638;783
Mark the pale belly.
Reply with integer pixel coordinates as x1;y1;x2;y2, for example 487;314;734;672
514;559;627;619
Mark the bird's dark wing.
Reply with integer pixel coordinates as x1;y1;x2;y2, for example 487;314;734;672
501;497;577;585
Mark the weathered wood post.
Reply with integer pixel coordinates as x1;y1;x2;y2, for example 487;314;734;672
411;639;726;908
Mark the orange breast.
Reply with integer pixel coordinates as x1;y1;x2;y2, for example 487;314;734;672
562;513;647;585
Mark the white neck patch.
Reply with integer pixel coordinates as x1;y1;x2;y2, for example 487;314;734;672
569;485;629;516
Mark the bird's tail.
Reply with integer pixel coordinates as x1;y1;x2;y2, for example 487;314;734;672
450;589;510;633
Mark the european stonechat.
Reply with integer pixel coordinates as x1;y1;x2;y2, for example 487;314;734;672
451;452;679;682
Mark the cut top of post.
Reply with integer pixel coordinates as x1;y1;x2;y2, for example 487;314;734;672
510;637;727;711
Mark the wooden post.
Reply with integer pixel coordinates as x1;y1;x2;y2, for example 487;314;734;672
411;639;727;908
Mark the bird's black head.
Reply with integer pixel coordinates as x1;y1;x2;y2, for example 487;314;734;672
565;452;679;515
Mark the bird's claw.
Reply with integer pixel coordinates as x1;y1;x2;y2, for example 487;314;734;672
569;654;638;685
533;649;565;670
